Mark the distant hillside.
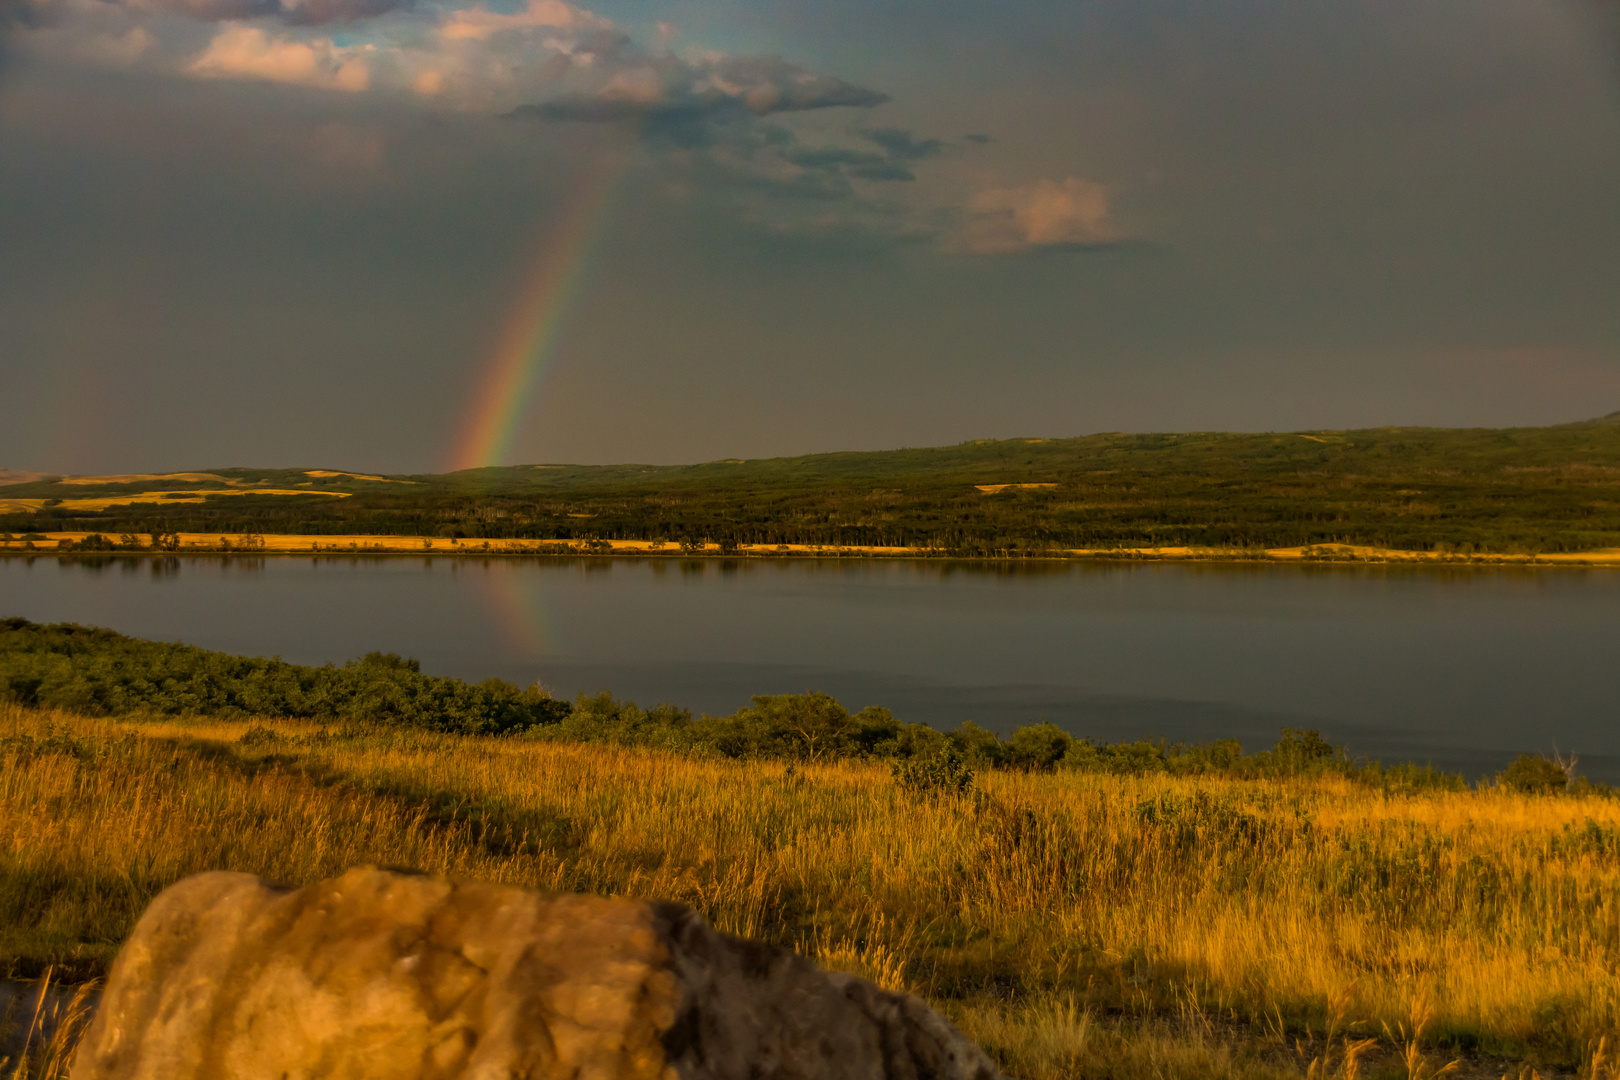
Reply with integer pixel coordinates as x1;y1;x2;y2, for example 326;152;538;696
5;416;1620;554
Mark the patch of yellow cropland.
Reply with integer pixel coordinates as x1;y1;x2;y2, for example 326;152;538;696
304;470;417;483
975;483;1060;494
49;490;350;512
54;472;234;486
0;499;45;514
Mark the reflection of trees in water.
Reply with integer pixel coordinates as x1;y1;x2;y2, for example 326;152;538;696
52;553;267;578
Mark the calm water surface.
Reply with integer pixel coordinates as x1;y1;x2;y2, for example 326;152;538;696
3;555;1617;781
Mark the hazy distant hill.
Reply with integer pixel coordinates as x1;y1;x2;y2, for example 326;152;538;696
5;416;1620;554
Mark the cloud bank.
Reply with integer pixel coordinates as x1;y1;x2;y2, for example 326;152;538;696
148;0;413;27
8;0;1126;254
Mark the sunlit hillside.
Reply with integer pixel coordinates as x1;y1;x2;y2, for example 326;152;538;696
4;416;1620;556
3;701;1617;1079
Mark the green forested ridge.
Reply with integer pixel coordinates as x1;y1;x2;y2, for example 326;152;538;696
0;617;1597;793
4;416;1620;552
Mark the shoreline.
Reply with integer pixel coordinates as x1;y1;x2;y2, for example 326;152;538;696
3;531;1619;566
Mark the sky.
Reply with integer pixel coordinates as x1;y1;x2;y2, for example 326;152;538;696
2;0;1619;474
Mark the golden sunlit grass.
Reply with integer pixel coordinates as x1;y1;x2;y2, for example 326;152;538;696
0;972;99;1080
2;702;1619;1078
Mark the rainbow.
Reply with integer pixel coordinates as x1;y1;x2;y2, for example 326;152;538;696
450;155;624;472
479;558;561;658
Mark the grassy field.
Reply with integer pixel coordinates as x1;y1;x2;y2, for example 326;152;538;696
5;416;1620;555
3;702;1618;1079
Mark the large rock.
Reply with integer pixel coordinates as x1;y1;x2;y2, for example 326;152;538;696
69;867;1001;1080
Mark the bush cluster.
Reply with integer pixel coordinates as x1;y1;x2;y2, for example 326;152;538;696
1;618;1604;792
0;618;568;736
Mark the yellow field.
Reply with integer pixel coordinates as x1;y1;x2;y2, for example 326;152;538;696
36;490;350;514
976;483;1062;494
2;703;1617;1078
302;470;417;484
0;468;414;519
52;473;244;486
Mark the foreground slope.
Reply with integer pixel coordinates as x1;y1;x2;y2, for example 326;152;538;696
3;702;1616;1078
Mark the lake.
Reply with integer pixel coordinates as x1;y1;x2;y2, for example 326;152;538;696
3;554;1617;781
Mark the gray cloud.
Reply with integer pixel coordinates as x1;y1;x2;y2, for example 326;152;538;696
520;52;887;136
859;127;941;160
708;55;889;113
845;159;915;181
0;0;45;72
125;0;413;25
780;128;952;183
0;0;44;28
788;147;912;181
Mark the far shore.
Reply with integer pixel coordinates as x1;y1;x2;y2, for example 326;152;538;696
3;531;1619;566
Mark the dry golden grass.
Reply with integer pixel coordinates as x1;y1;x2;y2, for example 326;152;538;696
0;972;99;1080
2;702;1618;1077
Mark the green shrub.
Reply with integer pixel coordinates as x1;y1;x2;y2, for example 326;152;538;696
0;618;571;736
1270;728;1337;773
4;619;1569;793
1061;737;1169;776
948;720;1007;767
892;746;975;797
1004;722;1073;772
1498;753;1571;795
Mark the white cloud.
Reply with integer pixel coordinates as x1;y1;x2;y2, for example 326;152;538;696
955;176;1122;255
188;24;370;91
438;0;607;42
596;65;665;104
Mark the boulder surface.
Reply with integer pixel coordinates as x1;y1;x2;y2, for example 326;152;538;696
69;866;1001;1080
